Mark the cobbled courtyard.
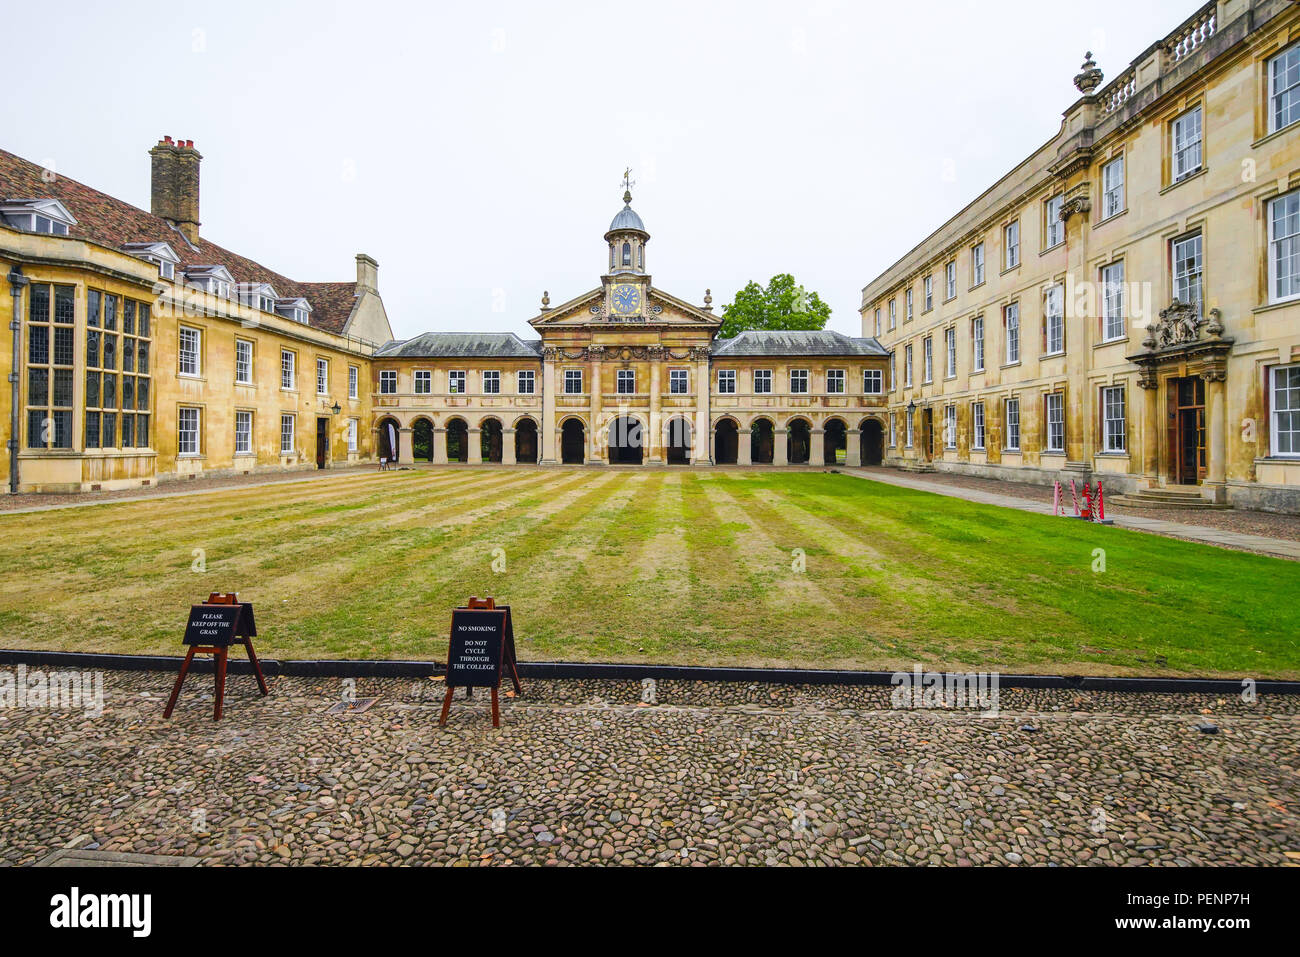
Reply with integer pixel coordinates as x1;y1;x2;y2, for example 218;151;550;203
2;670;1296;866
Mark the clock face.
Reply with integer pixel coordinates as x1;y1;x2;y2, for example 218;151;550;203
611;283;641;315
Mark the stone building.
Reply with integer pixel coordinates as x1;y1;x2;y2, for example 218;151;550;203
1;138;392;492
861;0;1300;512
3;143;888;491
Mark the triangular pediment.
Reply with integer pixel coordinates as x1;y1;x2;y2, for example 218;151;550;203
527;285;721;329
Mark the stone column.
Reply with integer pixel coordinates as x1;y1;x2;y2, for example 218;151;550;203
541;350;558;464
693;348;711;465
774;428;789;466
845;429;862;467
809;428;826;466
738;426;753;466
1138;373;1158;486
1204;370;1227;503
502;428;517;465
398;427;414;465
648;352;663;464
432;427;447;465
467;428;482;464
589;348;604;464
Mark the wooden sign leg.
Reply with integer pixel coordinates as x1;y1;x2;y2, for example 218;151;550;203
439;686;454;727
491;687;500;728
244;639;269;696
214;647;228;721
163;647;197;719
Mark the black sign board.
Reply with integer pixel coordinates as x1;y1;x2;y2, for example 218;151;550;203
440;598;522;727
182;602;256;646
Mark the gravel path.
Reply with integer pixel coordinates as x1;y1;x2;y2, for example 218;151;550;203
855;467;1300;541
2;672;1295;866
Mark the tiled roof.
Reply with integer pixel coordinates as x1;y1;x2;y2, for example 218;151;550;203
711;330;888;357
0;147;358;333
375;333;543;359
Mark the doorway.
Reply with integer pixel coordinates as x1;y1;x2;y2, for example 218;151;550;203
561;419;586;464
1167;376;1206;485
316;418;329;469
922;408;934;461
861;419;884;465
609;416;644;464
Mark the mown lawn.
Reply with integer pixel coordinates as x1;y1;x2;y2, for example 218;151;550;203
1;468;1296;677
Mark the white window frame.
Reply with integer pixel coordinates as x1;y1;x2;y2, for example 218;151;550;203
346;417;358;453
1102;156;1126;220
669;368;689;395
972;316;985;372
280;349;296;391
943;405;956;450
924;275;933;310
1102;386;1126;453
1268;190;1300;304
1004;302;1020;364
1272;364;1300;457
971;401;985;451
617;369;636;395
922;337;933;383
1045;392;1065;453
789;369;809;394
972;243;985;286
906;288;914;321
1171;232;1204;319
379;370;397;395
563;369;583;395
1044;194;1064;249
316;357;329;395
717;369;736;394
904;345;913;387
905;412;914;449
414;369;433;395
863;369;883;395
888;299;897;330
826;369;846;394
348;365;358;399
280;413;295;455
1101;261;1126;341
517;369;536;394
234;410;252;455
178;326;201;377
889;413;897;447
944;328;956;378
1270;43;1300;134
1171;106;1203;183
1044;285;1064;356
1004;221;1020;269
446;370;465;395
234;338;252;384
945;262;956;300
483;370;501;395
1004;397;1021;451
754;369;773;394
178;406;200;456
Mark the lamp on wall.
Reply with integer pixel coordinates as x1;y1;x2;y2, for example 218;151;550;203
330;401;342;415
906;399;916;416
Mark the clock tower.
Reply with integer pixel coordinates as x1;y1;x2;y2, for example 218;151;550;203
603;177;650;321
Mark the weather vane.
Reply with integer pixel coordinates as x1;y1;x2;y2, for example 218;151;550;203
621;167;635;201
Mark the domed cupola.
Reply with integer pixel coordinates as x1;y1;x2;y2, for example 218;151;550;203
604;179;649;276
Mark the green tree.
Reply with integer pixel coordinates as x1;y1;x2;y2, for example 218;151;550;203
717;273;832;339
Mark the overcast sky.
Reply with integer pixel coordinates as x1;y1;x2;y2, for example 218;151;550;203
4;0;1194;341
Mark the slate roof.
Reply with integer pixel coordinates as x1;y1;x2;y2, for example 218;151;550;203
608;204;646;233
375;333;543;359
0;147;359;334
711;330;888;357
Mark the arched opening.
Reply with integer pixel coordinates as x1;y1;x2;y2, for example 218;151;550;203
714;419;739;465
446;418;469;463
751;418;774;464
666;418;692;465
787;418;811;465
412;419;434;462
480;418;503;463
608;415;643;465
515;419;538;464
861;419;885;466
622;242;631;266
823;418;847;466
561;419;586;465
377;418;400;463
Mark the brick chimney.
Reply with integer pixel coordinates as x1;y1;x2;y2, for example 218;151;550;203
149;136;202;244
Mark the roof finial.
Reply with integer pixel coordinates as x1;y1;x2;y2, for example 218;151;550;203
703;288;713;312
541;290;551;309
621;167;635;205
1074;51;1103;95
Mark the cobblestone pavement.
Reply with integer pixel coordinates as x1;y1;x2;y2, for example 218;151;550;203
1;672;1296;866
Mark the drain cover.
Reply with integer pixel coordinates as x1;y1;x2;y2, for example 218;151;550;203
326;696;379;715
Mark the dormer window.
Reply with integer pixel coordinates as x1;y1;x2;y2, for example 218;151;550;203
121;241;180;282
274;297;312;325
185;265;236;301
1;199;77;236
